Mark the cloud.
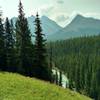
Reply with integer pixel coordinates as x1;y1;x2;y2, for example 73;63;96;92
53;13;69;27
39;5;55;16
56;14;68;22
57;0;64;4
39;6;100;27
39;5;69;27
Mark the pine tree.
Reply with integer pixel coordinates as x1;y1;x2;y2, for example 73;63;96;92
33;13;52;81
15;0;34;76
5;17;16;72
0;11;6;71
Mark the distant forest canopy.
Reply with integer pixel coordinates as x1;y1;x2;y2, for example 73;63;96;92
47;35;100;100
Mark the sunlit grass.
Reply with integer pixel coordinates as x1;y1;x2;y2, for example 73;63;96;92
0;72;92;100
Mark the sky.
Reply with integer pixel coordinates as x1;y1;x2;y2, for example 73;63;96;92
0;0;100;26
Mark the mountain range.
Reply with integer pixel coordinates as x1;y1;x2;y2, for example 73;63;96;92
12;15;62;36
12;14;100;41
48;14;100;41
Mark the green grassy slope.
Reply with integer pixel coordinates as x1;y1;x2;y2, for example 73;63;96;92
0;72;92;100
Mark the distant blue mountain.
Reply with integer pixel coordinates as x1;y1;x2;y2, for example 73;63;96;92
12;14;100;41
48;14;100;41
12;15;62;36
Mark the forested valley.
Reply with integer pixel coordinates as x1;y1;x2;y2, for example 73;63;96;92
47;35;100;100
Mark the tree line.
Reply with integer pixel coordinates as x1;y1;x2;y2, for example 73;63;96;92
0;1;52;82
47;36;100;100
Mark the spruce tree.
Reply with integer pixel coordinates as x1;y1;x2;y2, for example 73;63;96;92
15;0;34;76
33;13;52;81
5;17;16;72
0;11;6;71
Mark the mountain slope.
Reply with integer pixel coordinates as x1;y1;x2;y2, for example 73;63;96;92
0;72;91;100
48;14;100;41
12;16;62;36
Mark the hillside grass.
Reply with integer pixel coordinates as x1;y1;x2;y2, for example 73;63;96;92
0;72;92;100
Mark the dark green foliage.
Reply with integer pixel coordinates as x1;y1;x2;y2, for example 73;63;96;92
0;1;52;83
5;17;16;72
47;36;100;100
15;1;34;76
0;12;6;71
33;13;52;81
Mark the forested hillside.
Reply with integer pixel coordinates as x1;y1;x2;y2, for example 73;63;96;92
47;35;100;100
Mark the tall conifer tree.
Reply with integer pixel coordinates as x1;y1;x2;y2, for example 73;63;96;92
0;11;6;71
15;0;34;76
5;17;16;72
33;13;52;81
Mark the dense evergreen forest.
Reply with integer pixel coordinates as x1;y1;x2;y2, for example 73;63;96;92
47;36;100;100
0;1;52;81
